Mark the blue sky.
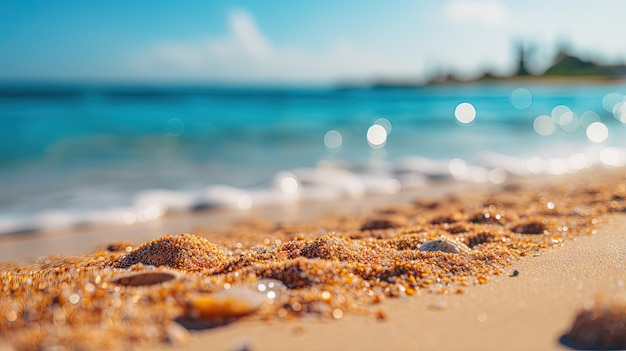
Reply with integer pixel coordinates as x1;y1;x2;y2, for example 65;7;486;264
1;0;625;84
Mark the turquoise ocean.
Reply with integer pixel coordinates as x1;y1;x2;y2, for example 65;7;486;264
1;82;626;234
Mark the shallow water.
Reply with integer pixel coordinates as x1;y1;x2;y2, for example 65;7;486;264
1;82;626;234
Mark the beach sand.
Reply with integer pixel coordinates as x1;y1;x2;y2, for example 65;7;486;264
1;169;626;350
160;214;625;351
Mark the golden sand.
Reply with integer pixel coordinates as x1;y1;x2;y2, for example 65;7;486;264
2;171;626;350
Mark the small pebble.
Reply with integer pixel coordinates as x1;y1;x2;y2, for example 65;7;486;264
188;287;265;319
419;238;470;254
563;298;626;349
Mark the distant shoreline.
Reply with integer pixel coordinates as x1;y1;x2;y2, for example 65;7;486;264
429;75;626;86
1;75;626;93
337;75;626;90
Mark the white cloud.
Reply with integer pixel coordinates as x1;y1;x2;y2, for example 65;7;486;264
228;9;271;59
443;0;507;25
131;9;423;83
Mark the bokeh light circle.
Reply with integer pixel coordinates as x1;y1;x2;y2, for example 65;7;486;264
367;124;388;148
559;111;579;132
166;118;185;136
551;105;571;124
579;111;600;128
454;103;476;124
373;117;392;134
602;93;624;112
510;88;532;109
586;122;609;143
280;176;299;195
448;158;467;177
324;130;343;152
533;115;555;136
612;102;626;123
488;168;507;184
600;147;625;167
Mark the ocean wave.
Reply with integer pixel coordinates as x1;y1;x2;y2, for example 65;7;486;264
1;148;623;236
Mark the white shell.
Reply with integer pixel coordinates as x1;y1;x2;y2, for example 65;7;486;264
419;239;470;254
189;287;266;319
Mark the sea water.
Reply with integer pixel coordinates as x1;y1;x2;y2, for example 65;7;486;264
1;82;626;234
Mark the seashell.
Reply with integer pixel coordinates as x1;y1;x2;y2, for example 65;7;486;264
188;287;265;319
110;271;179;286
419;238;470;254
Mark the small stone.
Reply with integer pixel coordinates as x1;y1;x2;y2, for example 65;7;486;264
188;287;265;319
563;298;626;349
375;309;387;320
419;238;470;254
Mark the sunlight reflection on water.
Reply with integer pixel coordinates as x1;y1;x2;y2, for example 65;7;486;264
510;88;532;110
454;102;476;125
367;124;387;149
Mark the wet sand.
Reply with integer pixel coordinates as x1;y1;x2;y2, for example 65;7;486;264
0;180;485;264
2;169;626;350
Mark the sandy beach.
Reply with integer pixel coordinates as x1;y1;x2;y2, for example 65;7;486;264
158;214;626;351
2;169;626;351
6;2;626;351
